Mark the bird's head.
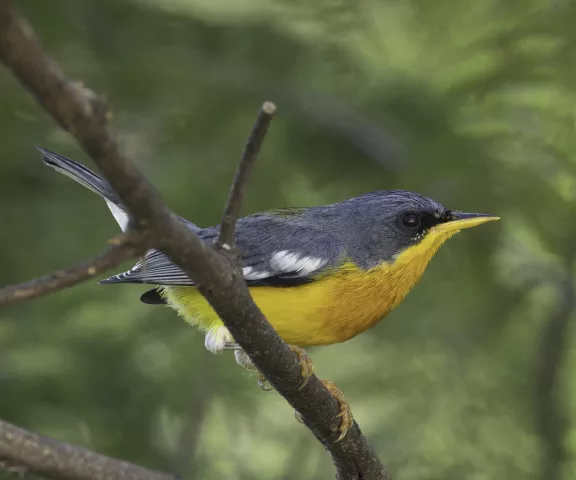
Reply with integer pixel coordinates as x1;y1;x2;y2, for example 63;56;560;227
345;190;499;267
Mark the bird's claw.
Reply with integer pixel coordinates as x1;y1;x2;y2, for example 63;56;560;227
321;379;353;442
290;345;314;390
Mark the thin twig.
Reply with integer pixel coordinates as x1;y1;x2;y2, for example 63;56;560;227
0;2;390;479
0;419;176;480
0;238;142;308
216;101;276;250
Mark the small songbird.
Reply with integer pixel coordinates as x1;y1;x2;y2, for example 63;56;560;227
40;148;499;440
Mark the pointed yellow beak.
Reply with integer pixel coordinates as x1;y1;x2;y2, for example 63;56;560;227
433;212;500;234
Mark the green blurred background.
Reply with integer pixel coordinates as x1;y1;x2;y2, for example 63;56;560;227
1;0;575;478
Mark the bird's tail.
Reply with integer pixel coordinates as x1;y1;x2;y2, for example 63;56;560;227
38;147;130;231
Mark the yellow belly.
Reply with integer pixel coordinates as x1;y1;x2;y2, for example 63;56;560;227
162;264;389;346
162;257;432;346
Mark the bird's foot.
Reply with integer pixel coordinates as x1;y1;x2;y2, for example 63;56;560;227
289;345;314;390
253;344;315;392
321;379;353;442
292;379;353;441
235;345;314;392
233;348;273;391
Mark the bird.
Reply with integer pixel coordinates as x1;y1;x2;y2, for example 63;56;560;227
39;147;499;440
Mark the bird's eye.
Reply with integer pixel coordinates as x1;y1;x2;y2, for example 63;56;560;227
401;212;421;229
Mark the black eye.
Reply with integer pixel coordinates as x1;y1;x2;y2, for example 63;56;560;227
401;212;421;229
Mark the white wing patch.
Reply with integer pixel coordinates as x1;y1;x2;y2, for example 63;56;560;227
105;199;130;231
242;266;272;280
270;250;327;275
204;326;234;355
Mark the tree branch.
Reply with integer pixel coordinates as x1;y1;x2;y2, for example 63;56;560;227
216;101;276;250
0;2;390;479
0;235;143;308
0;419;176;480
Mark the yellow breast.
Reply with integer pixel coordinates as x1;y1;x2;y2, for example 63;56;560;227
162;228;458;346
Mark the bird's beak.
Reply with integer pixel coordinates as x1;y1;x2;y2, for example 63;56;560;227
434;212;500;234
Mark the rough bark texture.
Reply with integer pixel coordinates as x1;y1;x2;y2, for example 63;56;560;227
0;420;176;480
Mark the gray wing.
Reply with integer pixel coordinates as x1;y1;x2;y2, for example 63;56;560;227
100;214;344;288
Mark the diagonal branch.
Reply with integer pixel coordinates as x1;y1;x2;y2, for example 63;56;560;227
216;101;276;250
0;2;390;479
0;419;176;480
0;235;143;308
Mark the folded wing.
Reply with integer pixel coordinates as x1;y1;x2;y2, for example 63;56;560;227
101;214;344;289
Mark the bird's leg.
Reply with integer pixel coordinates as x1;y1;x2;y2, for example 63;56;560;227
204;328;274;391
233;344;314;391
233;348;273;391
223;341;242;350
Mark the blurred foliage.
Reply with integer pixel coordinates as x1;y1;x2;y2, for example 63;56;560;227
1;0;576;478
